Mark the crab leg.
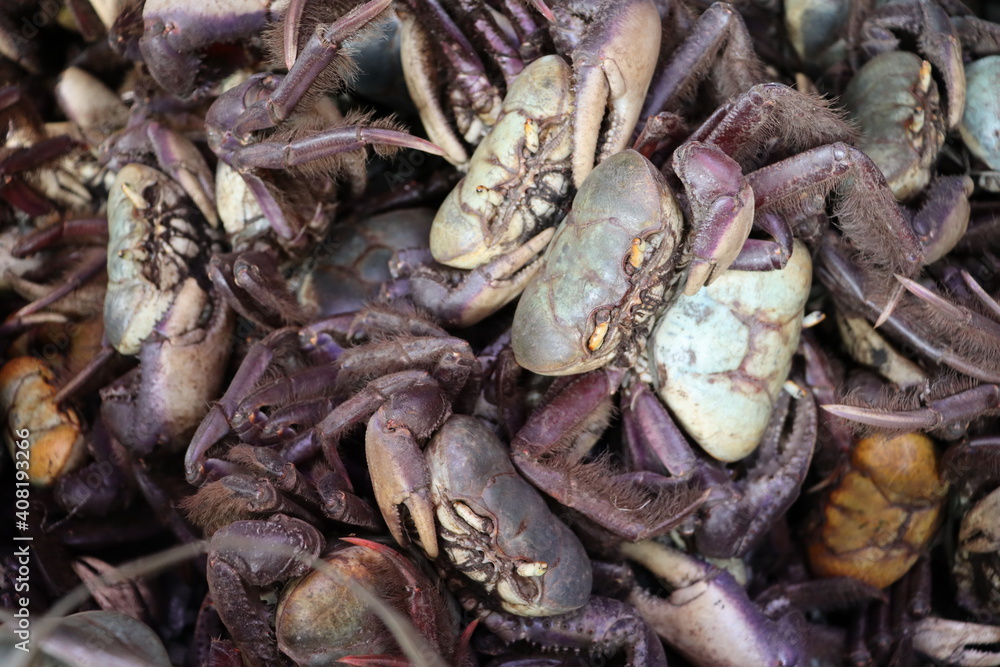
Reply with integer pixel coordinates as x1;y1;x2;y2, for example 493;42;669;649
451;0;525;84
696;387;818;558
749;143;923;277
822;384;1000;432
511;369;706;540
477;596;666;665
896;274;1000;337
693;82;855;167
233;0;393;136
621;382;699;478
405;227;555;327
817;238;1000;383
185;328;300;484
624;540;803;667
231;125;444;172
641;2;764;119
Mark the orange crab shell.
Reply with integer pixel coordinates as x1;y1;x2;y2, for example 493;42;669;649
806;432;949;589
0;356;87;487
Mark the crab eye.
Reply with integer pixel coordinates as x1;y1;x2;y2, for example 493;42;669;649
587;309;612;351
523;118;539;152
627;237;647;271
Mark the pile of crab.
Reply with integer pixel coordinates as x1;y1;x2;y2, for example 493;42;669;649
1;0;1000;665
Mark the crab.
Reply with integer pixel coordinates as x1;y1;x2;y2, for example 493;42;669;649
50;63;217;225
183;313;643;655
202;517;463;666
804;430;949;589
0;356;87;488
953;480;1000;616
400;0;768;171
182;303;478;485
98;163;234;455
511;82;924;378
502;79;946;540
502;351;818;553
360;397;683;662
0;81;90;218
401;1;778;326
203;0;444;244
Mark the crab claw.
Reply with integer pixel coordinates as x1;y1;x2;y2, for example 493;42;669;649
623;540;802;667
365;384;451;559
673;142;755;295
914;618;1000;666
569;0;661;186
960;486;1000;553
407;227;555;327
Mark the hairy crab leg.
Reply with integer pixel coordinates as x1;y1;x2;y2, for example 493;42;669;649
750;144;923;277
822;384;1000;432
230;125;444;172
511;368;706;540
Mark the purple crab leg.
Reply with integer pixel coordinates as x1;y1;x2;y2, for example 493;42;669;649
749;143;923;277
895;274;1000;338
478;596;667;666
817;237;1000;383
823;383;1000;432
283;0;308;68
910;176;973;263
51;345;118;407
697;83;855;168
402;0;499;119
963;270;1000;320
231;0;393;137
452;0;525;85
12;217;107;257
621;382;698;478
2;134;76;173
512;369;706;540
642;2;763;118
0;178;52;216
9;249;107;320
185;328;300;485
231;126;444;172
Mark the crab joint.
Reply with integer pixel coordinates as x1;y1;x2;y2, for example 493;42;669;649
475;185;504;207
524;118;539;153
587;311;611;351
